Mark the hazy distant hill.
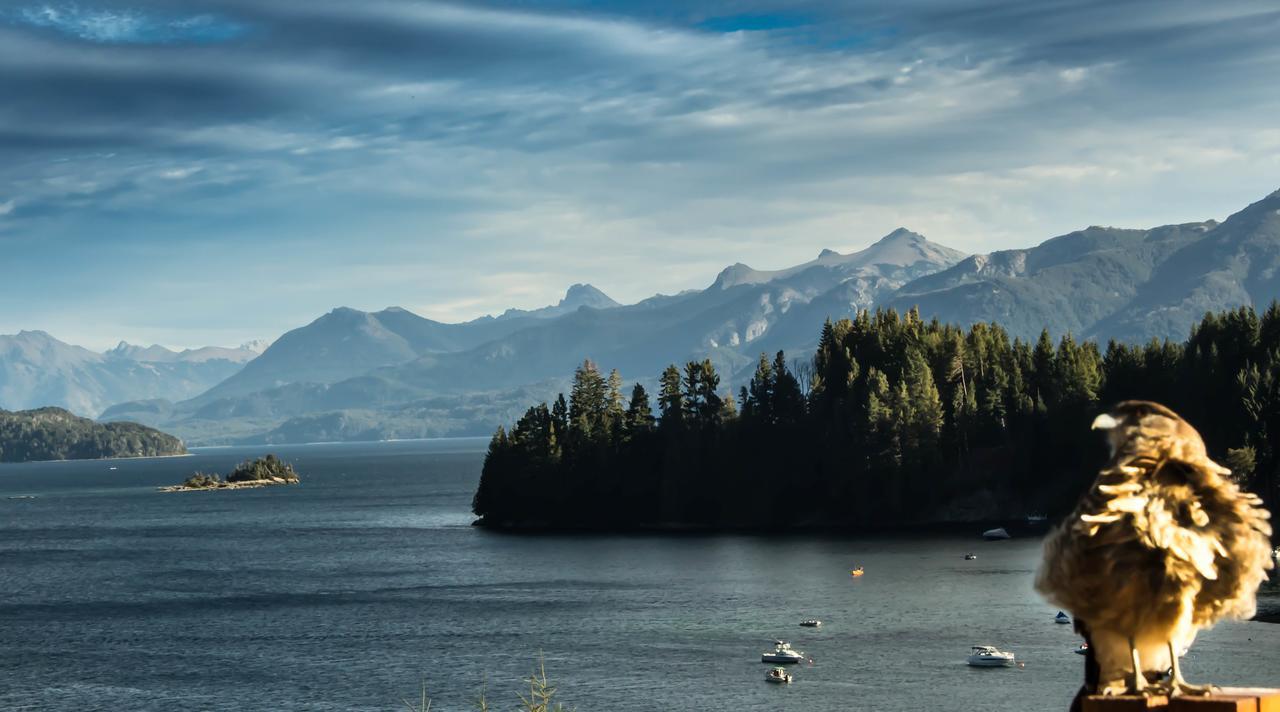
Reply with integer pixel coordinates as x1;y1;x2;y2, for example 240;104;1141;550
0;406;185;462
0;331;255;417
194;286;619;401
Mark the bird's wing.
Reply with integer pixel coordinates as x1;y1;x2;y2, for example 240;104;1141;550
1151;459;1274;625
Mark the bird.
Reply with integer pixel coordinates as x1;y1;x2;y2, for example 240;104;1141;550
1035;400;1273;697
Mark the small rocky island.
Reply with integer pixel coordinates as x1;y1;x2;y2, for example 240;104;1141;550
0;407;186;462
160;454;301;492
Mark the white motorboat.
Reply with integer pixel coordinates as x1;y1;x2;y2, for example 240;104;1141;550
964;553;977;560
966;645;1016;667
1054;611;1071;624
982;527;1011;540
765;666;793;684
1073;643;1089;656
762;640;805;664
799;619;822;627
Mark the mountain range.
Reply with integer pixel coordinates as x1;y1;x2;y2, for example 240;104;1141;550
16;188;1280;445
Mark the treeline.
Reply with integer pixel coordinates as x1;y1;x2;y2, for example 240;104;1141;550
472;306;1280;529
0;407;187;462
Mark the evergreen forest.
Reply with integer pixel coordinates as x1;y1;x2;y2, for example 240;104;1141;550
472;306;1280;530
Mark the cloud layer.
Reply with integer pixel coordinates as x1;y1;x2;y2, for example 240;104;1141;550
2;0;1279;348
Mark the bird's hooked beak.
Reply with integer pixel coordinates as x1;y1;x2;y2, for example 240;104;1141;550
1092;413;1119;430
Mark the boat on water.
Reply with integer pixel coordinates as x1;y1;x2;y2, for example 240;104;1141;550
1073;643;1089;656
850;566;865;577
799;619;821;627
762;641;805;664
765;666;793;684
982;527;1011;540
6;495;37;500
966;645;1016;667
964;553;977;560
1054;611;1071;624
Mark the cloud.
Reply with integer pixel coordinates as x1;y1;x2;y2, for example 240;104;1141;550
0;0;1278;346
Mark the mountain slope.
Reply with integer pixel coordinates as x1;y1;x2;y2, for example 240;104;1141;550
884;222;1216;341
195;284;622;401
194;306;537;400
1089;189;1280;341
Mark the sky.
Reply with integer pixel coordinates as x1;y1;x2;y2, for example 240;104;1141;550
2;0;1279;350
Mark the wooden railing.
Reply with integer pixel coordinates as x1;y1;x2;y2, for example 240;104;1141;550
1082;689;1280;711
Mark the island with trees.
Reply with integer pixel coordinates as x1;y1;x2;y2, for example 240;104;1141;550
473;304;1280;531
0;406;186;462
160;454;301;492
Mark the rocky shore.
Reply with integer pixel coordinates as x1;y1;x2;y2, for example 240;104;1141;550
158;476;298;493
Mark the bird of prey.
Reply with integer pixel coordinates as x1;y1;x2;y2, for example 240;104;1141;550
1036;401;1273;696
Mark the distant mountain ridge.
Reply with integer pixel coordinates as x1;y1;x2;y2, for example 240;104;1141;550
496;283;620;320
0;331;259;417
106;340;265;364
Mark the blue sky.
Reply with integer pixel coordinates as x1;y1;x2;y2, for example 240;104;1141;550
2;0;1279;349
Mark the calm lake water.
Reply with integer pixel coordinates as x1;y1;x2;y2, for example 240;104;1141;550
0;439;1276;711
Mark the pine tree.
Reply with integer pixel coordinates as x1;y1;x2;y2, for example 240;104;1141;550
658;365;684;428
624;383;655;435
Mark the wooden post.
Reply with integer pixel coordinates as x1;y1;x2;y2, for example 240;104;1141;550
1081;690;1280;712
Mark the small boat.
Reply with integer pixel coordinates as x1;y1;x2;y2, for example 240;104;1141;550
799;619;822;627
108;466;118;471
966;645;1016;667
6;495;37;500
850;566;865;577
1026;514;1047;524
1054;611;1071;625
1073;643;1089;656
964;553;977;560
762;640;805;664
982;527;1011;540
765;666;793;684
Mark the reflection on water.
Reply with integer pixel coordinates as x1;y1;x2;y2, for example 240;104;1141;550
0;439;1276;711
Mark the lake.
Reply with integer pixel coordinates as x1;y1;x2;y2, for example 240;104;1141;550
0;439;1276;711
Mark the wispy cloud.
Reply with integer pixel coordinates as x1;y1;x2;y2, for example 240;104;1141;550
0;0;1278;348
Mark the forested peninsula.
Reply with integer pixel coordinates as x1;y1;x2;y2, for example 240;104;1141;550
473;305;1280;531
0;407;187;462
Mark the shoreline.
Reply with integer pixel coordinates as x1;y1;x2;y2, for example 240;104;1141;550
1;452;192;466
158;477;296;493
